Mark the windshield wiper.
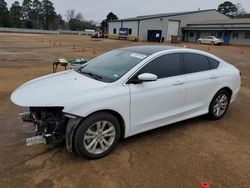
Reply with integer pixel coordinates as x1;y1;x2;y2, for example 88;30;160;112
81;70;103;81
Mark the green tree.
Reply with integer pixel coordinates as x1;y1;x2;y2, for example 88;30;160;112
22;0;33;28
0;0;9;27
218;1;238;17
30;0;43;28
100;12;118;32
41;0;56;29
9;1;23;28
53;14;65;29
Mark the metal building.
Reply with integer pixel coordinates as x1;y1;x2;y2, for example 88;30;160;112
183;19;250;45
108;9;229;42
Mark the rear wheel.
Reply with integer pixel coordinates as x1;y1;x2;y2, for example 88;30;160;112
197;40;201;44
74;112;121;159
208;90;230;120
211;41;215;45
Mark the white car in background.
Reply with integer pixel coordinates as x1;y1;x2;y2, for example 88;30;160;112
197;36;224;45
11;46;240;159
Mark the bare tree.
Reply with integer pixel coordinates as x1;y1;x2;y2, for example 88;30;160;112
66;9;83;21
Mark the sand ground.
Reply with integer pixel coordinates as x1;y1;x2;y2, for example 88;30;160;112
0;33;250;188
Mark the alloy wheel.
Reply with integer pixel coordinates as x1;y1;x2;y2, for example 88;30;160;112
83;121;116;154
213;93;229;117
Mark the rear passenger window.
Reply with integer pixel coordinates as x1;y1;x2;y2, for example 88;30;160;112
208;57;220;69
137;54;181;79
182;53;210;74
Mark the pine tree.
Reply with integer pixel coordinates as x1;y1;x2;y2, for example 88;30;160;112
22;0;33;28
41;0;56;29
9;1;23;28
30;0;43;28
0;0;9;27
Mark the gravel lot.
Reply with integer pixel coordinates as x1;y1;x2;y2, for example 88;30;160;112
0;33;250;188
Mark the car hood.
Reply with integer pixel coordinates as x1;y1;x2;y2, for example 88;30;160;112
11;70;109;107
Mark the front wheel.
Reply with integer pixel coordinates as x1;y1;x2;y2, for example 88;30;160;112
74;112;121;159
208;90;230;120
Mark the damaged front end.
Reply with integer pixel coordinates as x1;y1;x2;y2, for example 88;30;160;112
20;107;68;146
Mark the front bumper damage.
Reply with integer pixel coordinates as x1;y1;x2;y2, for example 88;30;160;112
20;107;67;146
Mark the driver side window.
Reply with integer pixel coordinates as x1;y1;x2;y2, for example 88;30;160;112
136;53;181;79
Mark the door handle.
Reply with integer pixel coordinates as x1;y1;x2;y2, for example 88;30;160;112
209;75;217;79
173;81;185;85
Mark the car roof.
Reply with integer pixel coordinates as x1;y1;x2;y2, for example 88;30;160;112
121;45;181;55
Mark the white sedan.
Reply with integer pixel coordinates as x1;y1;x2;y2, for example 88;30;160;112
197;36;224;45
11;45;240;159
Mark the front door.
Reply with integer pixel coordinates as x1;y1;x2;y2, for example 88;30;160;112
129;53;186;132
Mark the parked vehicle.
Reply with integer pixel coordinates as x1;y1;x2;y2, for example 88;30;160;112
11;45;240;159
79;29;96;36
197;36;224;45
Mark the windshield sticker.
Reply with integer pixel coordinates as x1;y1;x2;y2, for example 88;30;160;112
130;53;147;59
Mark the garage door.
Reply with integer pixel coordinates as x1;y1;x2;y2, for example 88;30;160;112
166;21;180;41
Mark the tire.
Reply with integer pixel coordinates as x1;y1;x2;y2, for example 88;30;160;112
74;112;121;159
197;40;201;44
211;41;215;45
208;90;231;120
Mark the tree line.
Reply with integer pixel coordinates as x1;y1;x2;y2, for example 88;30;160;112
0;0;98;30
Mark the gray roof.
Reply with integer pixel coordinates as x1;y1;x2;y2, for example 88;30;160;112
109;9;222;22
121;45;180;55
187;18;250;25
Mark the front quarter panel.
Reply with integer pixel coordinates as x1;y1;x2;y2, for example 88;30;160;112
63;84;131;136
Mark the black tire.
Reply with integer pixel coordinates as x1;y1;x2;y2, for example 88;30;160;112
74;112;121;159
211;41;215;45
208;90;231;120
197;40;201;44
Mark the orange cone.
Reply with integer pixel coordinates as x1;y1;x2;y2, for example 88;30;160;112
199;182;209;188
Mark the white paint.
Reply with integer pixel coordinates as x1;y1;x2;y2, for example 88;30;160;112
11;47;241;138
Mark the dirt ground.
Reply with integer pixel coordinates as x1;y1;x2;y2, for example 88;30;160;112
0;33;250;188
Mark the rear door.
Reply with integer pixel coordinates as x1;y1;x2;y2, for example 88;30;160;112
129;53;186;132
181;53;219;115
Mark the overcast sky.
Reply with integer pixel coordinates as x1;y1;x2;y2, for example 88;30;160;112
5;0;250;22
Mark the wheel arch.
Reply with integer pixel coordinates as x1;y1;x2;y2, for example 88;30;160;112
217;87;233;98
65;109;126;152
87;109;126;139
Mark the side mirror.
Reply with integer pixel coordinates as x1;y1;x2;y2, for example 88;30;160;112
137;73;158;82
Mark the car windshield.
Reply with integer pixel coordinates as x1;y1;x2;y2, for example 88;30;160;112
79;49;148;83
